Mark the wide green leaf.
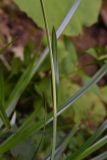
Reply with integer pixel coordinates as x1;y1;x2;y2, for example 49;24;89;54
14;0;102;35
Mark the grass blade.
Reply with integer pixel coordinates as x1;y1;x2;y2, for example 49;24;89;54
0;71;10;128
73;135;107;160
0;38;17;55
68;119;107;159
6;56;37;116
52;27;59;89
56;0;81;38
57;63;107;117
0;112;43;154
40;0;58;159
91;151;107;160
46;125;79;160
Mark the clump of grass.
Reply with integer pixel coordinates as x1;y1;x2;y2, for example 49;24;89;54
1;0;107;159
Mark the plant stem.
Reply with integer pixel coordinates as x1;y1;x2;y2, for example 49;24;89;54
40;0;57;159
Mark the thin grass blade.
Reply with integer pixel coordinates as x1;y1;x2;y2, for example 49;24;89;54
72;135;107;160
91;151;107;160
0;38;17;55
57;63;107;117
0;111;44;154
40;0;57;159
6;56;37;116
46;125;79;160
68;119;107;159
0;71;10;128
56;0;81;38
52;27;59;89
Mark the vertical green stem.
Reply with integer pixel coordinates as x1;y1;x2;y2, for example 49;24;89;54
0;71;11;129
40;0;57;159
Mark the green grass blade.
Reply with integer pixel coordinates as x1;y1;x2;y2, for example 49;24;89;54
46;63;107;124
0;38;17;55
52;27;59;88
68;120;107;159
0;71;10;128
56;0;81;38
3;56;37;120
91;151;107;160
57;63;107;116
0;112;44;154
5;56;36;113
73;135;107;160
40;0;57;159
46;125;79;160
51;29;59;157
0;72;6;107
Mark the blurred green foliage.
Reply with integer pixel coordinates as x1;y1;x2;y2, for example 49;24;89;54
14;0;102;35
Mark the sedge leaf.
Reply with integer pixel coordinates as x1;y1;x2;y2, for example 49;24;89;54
52;27;59;91
0;71;10;128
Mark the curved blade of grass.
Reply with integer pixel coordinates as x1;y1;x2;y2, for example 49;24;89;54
67;119;107;159
51;27;58;160
0;0;81;128
56;0;81;38
57;62;107;117
0;71;10;128
0;112;106;155
0;38;17;55
46;125;79;160
5;56;37;116
0;111;43;154
0;63;107;154
40;0;58;159
52;27;59;88
91;151;107;160
71;135;107;160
